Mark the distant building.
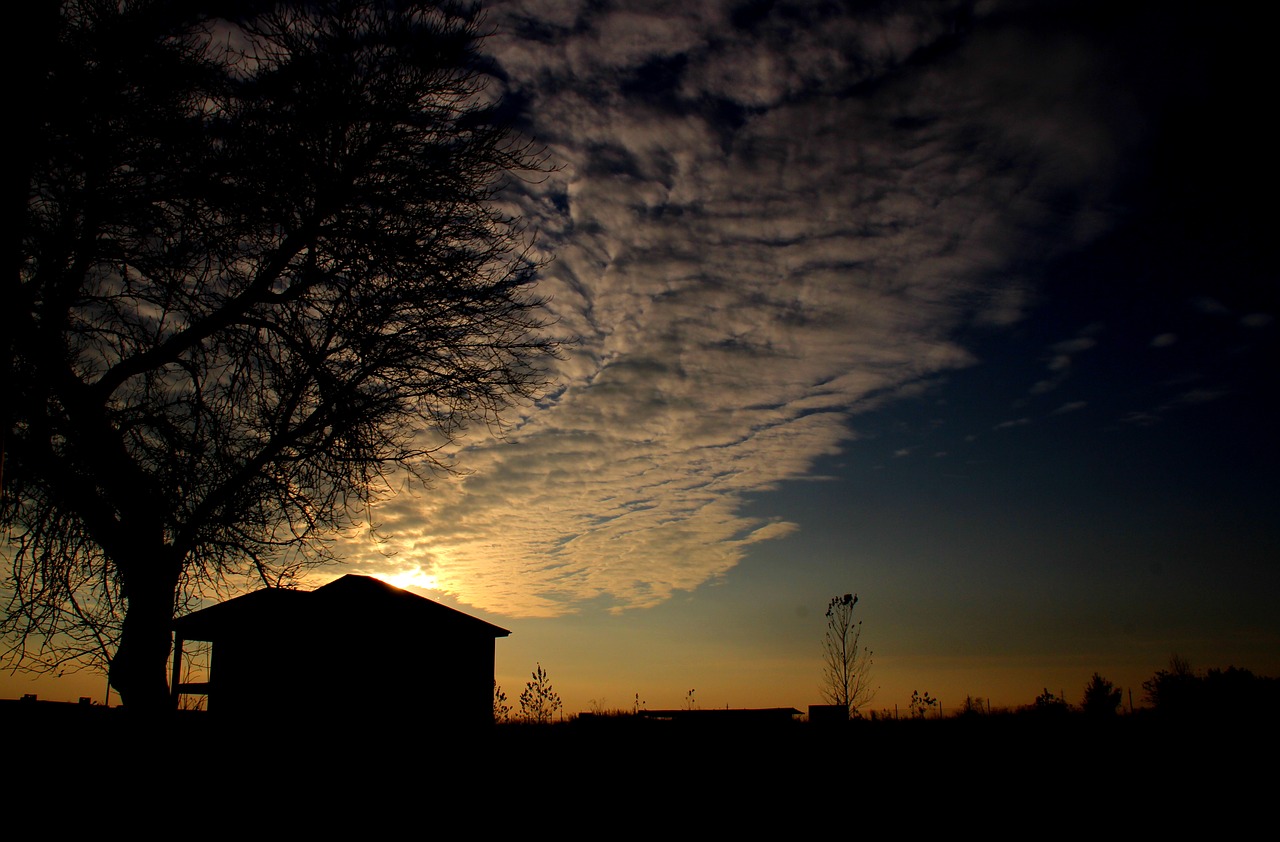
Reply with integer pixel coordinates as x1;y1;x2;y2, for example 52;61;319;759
634;707;803;725
171;574;509;726
807;704;850;725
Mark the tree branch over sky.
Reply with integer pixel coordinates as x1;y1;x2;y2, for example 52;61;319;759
3;0;554;712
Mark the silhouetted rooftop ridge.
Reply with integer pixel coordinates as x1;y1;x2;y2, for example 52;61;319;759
173;574;510;640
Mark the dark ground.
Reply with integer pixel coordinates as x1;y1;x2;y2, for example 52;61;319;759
5;699;1270;831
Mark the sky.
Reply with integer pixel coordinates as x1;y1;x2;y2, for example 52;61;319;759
7;0;1277;713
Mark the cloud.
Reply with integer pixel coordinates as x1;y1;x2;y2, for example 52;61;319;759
1030;327;1100;395
1192;296;1231;316
1051;337;1098;355
1029;377;1061;395
330;0;1134;617
1173;388;1225;406
1120;411;1158;427
1150;333;1177;348
1119;387;1226;428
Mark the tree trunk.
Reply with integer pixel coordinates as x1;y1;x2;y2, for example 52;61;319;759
109;550;182;715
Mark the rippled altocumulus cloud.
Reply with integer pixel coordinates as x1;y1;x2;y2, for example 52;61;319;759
334;0;1124;616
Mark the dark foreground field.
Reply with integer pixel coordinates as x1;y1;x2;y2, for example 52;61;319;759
5;701;1271;830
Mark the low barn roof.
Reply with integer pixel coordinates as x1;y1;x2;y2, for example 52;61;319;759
173;574;510;641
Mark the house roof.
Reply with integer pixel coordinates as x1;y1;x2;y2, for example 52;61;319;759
173;574;510;641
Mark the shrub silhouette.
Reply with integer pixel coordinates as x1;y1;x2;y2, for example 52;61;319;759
1081;673;1122;717
519;663;563;724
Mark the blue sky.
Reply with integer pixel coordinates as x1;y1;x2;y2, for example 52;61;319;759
6;0;1276;712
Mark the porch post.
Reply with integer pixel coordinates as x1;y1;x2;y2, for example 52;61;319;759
170;633;183;710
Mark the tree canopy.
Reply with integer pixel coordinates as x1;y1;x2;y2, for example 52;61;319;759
3;0;553;711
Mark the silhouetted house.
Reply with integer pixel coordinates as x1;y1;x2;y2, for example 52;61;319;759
171;574;509;726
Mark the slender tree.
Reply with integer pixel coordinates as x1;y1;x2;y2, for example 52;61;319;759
3;0;553;713
821;593;875;717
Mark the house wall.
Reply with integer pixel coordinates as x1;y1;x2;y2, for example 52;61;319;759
208;623;497;727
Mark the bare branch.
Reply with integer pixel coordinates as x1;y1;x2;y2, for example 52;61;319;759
4;0;556;710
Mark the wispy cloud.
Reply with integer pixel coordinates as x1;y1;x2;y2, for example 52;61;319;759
332;0;1130;616
1030;327;1100;396
1119;387;1227;427
1192;296;1231;316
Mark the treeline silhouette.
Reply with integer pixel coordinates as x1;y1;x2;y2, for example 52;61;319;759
6;657;1276;813
1142;660;1279;718
487;657;1279;726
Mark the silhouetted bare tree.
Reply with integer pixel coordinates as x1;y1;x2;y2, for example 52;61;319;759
4;0;553;713
821;593;875;717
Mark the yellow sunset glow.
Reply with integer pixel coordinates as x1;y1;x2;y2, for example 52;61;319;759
372;569;441;595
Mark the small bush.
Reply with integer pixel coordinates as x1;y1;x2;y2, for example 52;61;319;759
519;663;563;724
